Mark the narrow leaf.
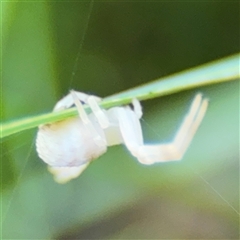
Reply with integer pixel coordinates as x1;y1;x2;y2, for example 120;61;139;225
1;53;239;139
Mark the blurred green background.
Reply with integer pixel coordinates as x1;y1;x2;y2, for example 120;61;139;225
2;1;239;239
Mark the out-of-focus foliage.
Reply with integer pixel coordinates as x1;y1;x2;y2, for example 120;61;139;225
1;1;239;239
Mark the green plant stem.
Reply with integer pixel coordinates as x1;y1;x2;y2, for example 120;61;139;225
1;53;239;139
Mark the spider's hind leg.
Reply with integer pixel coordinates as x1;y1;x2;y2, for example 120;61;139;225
172;93;208;158
117;94;208;165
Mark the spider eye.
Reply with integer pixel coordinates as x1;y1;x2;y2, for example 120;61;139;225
129;103;134;110
69;100;85;108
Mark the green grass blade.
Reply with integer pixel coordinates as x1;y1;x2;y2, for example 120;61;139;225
1;53;239;139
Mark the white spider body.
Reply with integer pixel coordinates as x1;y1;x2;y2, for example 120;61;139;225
37;116;107;167
36;91;208;183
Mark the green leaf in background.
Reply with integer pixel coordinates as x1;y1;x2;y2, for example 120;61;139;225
1;1;239;239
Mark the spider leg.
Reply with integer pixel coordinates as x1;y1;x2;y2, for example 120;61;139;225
132;98;143;119
86;97;142;130
115;105;144;157
53;91;93;111
70;90;107;147
61;90;109;129
87;96;110;129
172;93;208;158
117;94;208;165
53;90;108;146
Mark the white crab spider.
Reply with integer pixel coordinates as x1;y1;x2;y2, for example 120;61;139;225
36;91;208;183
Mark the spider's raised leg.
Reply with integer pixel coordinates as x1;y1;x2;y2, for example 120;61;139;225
70;90;107;147
48;90;106;147
132;98;143;119
114;104;144;157
53;91;93;111
61;90;109;129
86;95;110;129
117;94;208;165
172;93;208;159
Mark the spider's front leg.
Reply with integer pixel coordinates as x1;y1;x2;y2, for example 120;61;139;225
117;94;208;165
61;90;110;147
54;90;109;129
53;91;94;111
